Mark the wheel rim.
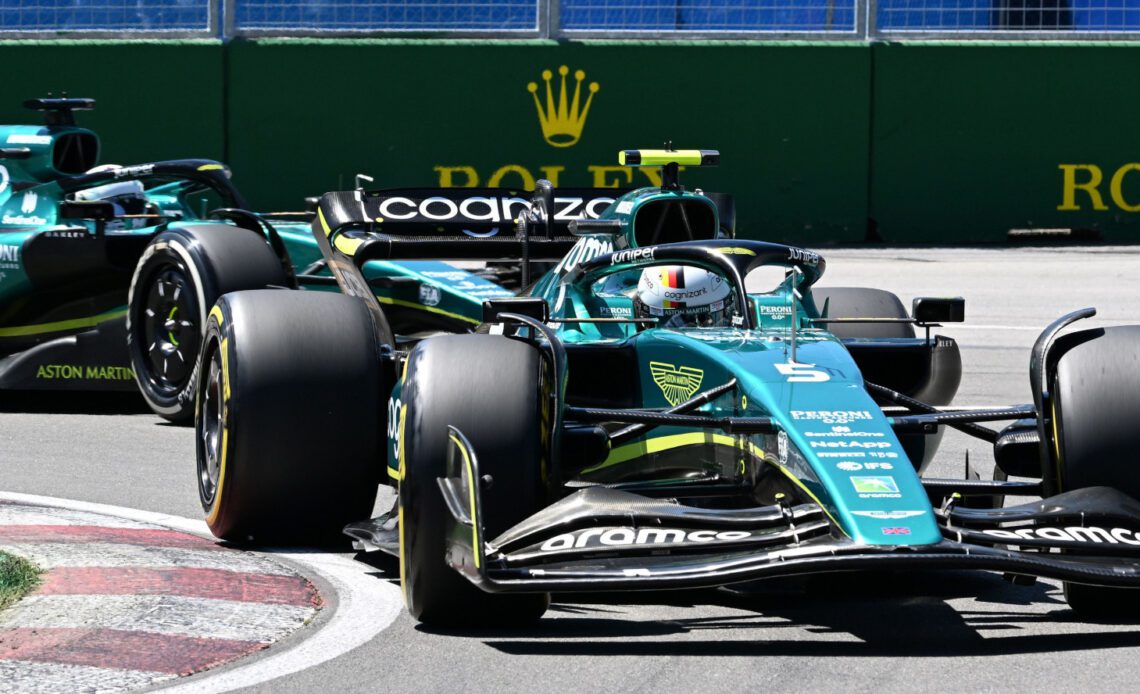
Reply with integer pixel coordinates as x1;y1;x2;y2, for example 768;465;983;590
198;344;224;508
138;263;200;396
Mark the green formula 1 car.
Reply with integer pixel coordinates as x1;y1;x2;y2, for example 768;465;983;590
0;98;624;421
195;149;1140;627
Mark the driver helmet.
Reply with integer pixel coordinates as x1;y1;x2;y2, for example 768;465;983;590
73;173;150;229
633;265;734;328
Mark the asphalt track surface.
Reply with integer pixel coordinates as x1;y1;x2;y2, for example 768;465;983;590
3;245;1140;692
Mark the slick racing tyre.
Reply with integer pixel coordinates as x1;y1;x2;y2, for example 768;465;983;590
399;334;550;627
197;290;383;545
128;225;287;424
1051;325;1140;618
809;287;914;339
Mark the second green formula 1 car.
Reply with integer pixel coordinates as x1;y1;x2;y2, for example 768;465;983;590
0;97;624;421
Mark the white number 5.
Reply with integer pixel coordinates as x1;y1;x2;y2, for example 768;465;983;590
774;362;830;383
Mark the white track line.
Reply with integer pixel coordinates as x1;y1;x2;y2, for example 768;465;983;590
0;492;404;693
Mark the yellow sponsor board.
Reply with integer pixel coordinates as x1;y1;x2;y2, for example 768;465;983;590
1058;163;1140;212
432;65;683;191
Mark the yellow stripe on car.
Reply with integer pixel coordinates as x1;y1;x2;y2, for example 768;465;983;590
374;295;480;325
597;432;761;469
762;458;845;534
589;429;844;533
450;433;481;569
317;207;332;237
0;308;126;338
334;235;364;256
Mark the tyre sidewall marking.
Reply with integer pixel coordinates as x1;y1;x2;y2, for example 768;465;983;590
205;312;232;528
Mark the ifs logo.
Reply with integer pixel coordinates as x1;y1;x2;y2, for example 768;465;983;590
527;65;599;148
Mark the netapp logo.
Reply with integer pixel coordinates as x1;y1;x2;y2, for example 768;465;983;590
810;440;892;449
540;527;753;552
984;526;1140;545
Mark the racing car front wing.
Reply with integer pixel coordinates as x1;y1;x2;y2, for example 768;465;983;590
438;427;1140;594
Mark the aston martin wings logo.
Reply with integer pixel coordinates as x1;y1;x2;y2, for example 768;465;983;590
650;361;704;406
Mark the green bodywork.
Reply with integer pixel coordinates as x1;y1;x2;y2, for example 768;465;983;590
384;181;943;548
0;114;510;389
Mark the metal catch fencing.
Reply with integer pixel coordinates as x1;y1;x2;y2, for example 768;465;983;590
0;0;214;35
1;0;1138;38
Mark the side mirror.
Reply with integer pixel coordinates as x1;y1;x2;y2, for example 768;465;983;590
59;200;116;222
568;219;623;237
482;297;549;324
0;147;31;160
912;297;964;324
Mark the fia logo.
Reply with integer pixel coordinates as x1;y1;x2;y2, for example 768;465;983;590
527;66;599;148
20;191;37;215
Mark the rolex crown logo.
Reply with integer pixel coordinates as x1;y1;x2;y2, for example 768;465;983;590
527;65;599;148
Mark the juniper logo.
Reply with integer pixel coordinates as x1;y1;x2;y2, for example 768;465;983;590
527;65;599;148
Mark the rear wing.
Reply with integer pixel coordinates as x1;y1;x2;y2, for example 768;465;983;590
311;183;624;334
313;185;623;264
312;184;735;333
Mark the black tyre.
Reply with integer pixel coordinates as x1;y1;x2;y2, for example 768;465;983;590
810;287;914;339
399;334;550;626
197;290;383;544
128;225;287;423
1053;326;1140;498
1052;325;1140;618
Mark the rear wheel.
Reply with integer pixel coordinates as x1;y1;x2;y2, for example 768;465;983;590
197;290;383;544
1052;325;1140;618
399;334;550;626
128;225;287;423
809;287;914;339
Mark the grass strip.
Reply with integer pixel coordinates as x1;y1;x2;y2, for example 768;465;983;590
0;551;41;612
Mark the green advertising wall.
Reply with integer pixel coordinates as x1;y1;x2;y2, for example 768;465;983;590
225;40;871;244
3;39;1139;243
870;42;1140;243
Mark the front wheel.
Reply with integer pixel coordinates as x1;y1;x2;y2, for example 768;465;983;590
1052;325;1140;618
197;290;384;544
128;225;287;423
399;334;551;626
